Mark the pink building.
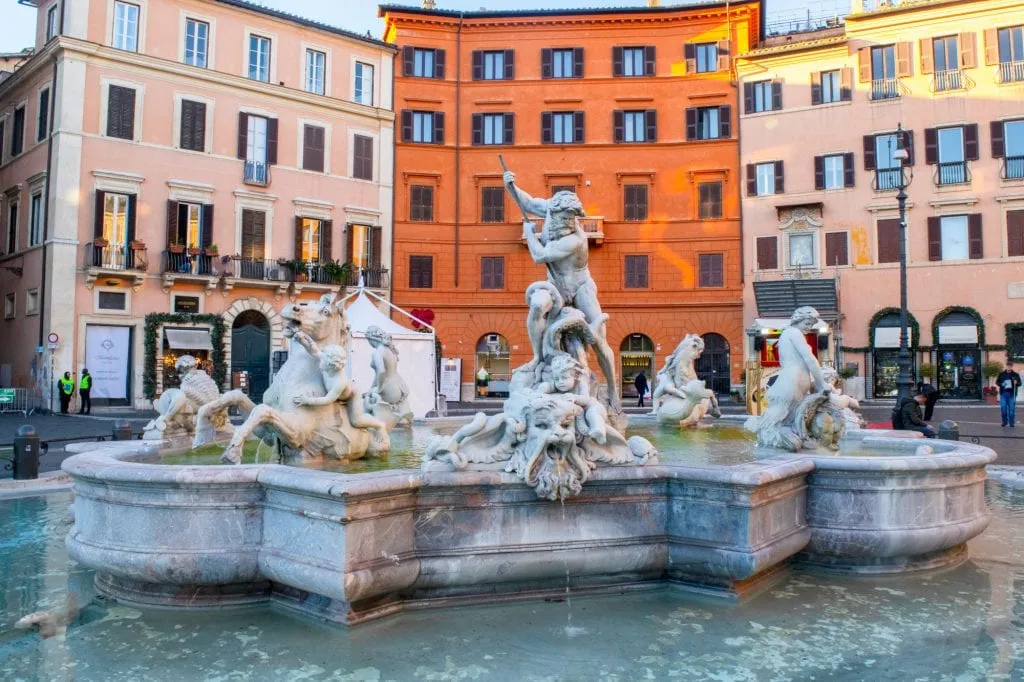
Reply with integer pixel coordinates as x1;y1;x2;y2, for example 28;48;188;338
738;0;1024;400
0;0;395;409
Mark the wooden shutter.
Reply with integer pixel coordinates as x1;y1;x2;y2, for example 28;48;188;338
353;134;373;181
471;113;482;146
718;105;731;138
613;110;624;143
410;255;433;289
241;209;265;260
200;204;214;249
771;80;783;110
165;199;178;245
504;50;515;79
927;217;942;261
863;134;876;170
919;38;934;74
345;223;354;259
434;49;445;79
573;48;584;77
964;124;979;161
573;111;585;144
813;156;825;190
774;161;785;194
266;117;279;164
541;48;552;78
840;67;853;100
612;46;623;76
858;47;871;82
237;113;248;159
433;112;445;145
684;43;696;74
402;46;414;76
94;191;107;238
924;128;938;165
984;28;999;65
624;255;636;288
843;152;855;187
106;86;121;138
877;218;900;263
303;124;324;172
181;100;195;149
125;194;136;242
959;32;977;68
321;219;333;260
742;82;754;114
825;232;848;266
991;120;1005;158
746;164;757;196
541;112;552;144
811;72;822;105
685;108;697;141
645;109;657;142
401;110;412;142
902;129;915;165
504;113;514;145
699;254;723;287
756;236;777;270
644;46;655;75
1008;210;1024;257
370;226;382;268
717;39;731;71
471;50;483;80
107;85;135;139
896;42;913;77
968;213;983;259
294;216;304;260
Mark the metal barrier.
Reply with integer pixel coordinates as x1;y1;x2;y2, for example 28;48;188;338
0;388;37;417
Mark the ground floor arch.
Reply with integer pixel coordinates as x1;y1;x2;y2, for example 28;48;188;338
695;332;731;395
475;332;511;398
620;333;655;399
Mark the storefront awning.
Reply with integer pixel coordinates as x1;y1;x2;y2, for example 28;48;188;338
874;327;914;349
164;328;213;351
753;279;838;319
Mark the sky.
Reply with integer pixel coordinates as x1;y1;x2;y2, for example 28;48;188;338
0;0;850;54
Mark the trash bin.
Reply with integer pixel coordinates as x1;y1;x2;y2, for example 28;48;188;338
13;425;40;480
113;420;134;441
938;420;959;441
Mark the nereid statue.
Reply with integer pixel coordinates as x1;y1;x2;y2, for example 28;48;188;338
194;294;389;463
143;355;226;441
653;334;722;428
424;167;657;500
363;325;412;430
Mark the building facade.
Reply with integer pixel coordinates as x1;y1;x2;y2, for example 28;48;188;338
0;0;395;408
381;1;762;402
738;0;1024;400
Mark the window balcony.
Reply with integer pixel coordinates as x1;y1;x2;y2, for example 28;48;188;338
343;266;390;289
870;78;901;101
84;242;147;288
936;161;970;186
998;61;1024;84
931;69;966;92
1002;156;1024;180
243;161;270;187
163;249;216;277
577;216;605;244
873;168;903;191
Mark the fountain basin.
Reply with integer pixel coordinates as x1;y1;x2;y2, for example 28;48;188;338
63;441;814;624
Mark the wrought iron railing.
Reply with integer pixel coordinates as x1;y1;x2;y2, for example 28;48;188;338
936;161;970;186
873;168;903;191
344;267;390;289
163;250;216;276
998;60;1024;84
1002;156;1024;180
931;69;965;92
85;243;146;271
228;257;291;282
577;216;604;237
243;161;270;186
870;78;901;101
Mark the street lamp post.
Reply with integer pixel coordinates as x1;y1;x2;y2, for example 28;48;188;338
893;123;915;404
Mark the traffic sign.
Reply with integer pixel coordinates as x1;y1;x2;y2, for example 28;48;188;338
0;389;15;404
47;332;59;350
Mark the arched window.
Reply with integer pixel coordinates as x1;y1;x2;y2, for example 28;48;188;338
695;333;730;395
620;333;654;398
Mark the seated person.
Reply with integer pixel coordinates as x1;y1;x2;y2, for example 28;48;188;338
893;390;937;438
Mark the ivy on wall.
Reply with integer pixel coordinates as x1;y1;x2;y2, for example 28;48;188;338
1004;322;1024;359
930;305;985;348
840;308;922;355
143;313;226;400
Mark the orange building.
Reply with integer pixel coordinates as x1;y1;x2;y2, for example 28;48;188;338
380;2;762;402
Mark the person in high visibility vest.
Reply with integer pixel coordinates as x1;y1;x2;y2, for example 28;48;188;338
58;372;75;414
78;368;92;415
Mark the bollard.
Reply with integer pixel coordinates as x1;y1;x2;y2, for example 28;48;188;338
13;425;40;480
938;419;959;441
112;420;133;441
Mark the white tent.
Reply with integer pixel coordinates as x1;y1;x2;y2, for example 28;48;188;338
342;288;437;419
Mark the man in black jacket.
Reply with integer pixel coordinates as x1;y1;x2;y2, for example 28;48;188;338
893;391;937;438
996;360;1022;427
634;372;649;408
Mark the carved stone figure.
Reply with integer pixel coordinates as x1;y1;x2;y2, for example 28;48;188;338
822;366;864;431
143;355;226;441
744;306;853;451
194;294;389;463
363;326;412;430
424;168;656;500
653;334;722;428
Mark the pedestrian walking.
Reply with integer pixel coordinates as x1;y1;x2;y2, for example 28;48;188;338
634;372;649;408
891;390;937;438
996;360;1022;428
58;372;75;415
78;368;92;415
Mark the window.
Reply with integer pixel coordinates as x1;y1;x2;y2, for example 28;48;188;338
348;224;381;269
37;88;50;142
870;132;908;190
551;185;575;194
687;106;731;141
299;218;322;262
929;214;982;261
698;253;723;287
473;50;511;80
870;45;899;99
29;192;42;246
748;161;783;196
105;85;136;140
97;291;127;311
409;255;433;289
744;80;781;114
26;289;38;315
624;184;648;222
0;120;5;163
624;255;648;288
240;209;266;261
544;48;580;79
614;46;654;77
756;236;778;270
822;70;840;103
824;232;849;266
5;202;17;254
405;47;444;79
176;203;204;248
472;113;512;146
813;69;851;104
815;154;854;190
931;36;963;91
248;34;271;82
179;99;206;151
480;256;504;289
1008;209;1024;257
184;18;208;68
544;112;583;145
4;293;14;319
112;2;139;52
101;193;131;255
698;182;722;219
877;218;901;263
301;124;325;173
245;114;267;164
11;106;25;156
173;295;200;313
788;234;815;268
928;125;978;185
46;5;58;41
824;155;844;189
481;187;504;223
618;110;654;143
403;110;443;144
410;185;434;222
694;43;718;73
239;113;275;184
997;26;1024;83
354;62;374;106
998;119;1024;179
304;49;326;95
352;134;373;181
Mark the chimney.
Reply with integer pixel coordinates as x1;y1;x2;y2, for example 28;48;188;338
422;0;437;8
648;0;661;6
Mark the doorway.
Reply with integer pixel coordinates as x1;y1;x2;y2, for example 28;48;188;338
620;334;654;398
937;348;981;399
231;310;270;402
696;333;731;395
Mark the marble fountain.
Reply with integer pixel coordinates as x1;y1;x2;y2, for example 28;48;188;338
59;175;996;629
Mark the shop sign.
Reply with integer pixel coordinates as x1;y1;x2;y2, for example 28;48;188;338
759;332;818;368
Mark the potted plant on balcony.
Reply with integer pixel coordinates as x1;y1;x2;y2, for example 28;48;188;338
93;236;109;248
204;244;219;257
187;245;201;257
168;241;185;255
321;260;351;285
285;259;309;282
129;239;146;250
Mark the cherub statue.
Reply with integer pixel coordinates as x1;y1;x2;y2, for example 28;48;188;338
143;354;225;441
363;325;412;429
653;334;722;428
822;366;864;431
